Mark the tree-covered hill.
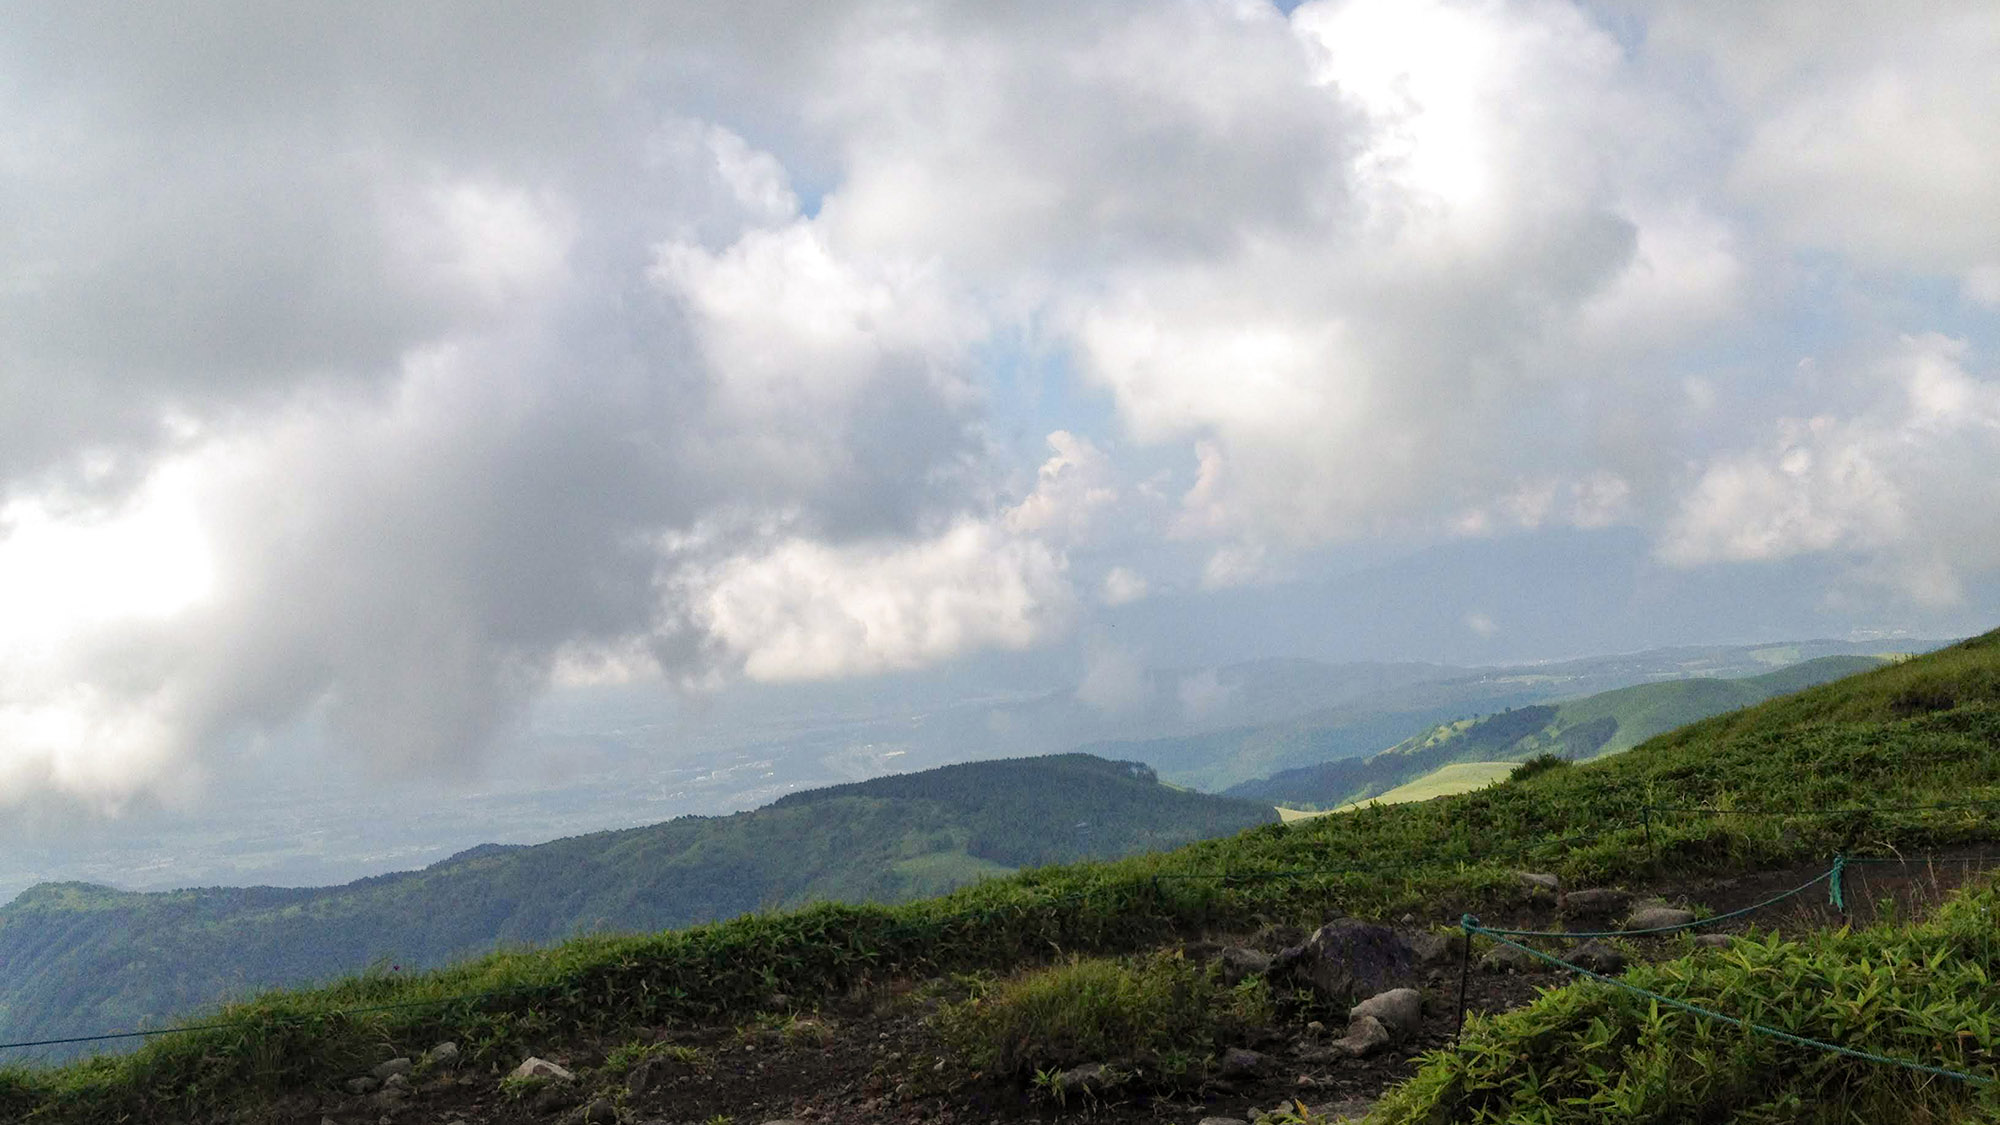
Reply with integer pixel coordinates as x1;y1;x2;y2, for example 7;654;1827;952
1225;654;1887;808
0;754;1274;1058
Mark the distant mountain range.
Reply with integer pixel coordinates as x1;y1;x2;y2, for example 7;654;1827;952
1087;642;1919;792
1222;654;1889;808
0;755;1272;1059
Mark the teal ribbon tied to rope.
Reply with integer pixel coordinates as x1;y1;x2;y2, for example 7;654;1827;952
1829;853;1846;914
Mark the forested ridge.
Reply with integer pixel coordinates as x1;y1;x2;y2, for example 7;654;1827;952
0;754;1274;1056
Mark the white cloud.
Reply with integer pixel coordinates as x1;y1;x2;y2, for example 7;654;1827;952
1101;566;1150;607
685;521;1073;682
1005;431;1117;539
1647;0;2000;273
1660;334;2000;603
1463;611;1500;638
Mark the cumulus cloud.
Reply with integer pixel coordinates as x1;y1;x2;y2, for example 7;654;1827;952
4;0;1998;813
1661;335;2000;604
1644;0;2000;275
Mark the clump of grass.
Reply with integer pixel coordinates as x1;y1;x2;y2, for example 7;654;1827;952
1509;753;1571;782
1376;880;2000;1124
940;951;1272;1086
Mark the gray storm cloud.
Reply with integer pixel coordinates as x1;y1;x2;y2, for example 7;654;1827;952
3;0;1998;810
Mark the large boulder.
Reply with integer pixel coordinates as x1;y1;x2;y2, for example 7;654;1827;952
1409;930;1466;967
1626;904;1697;931
1566;940;1626;976
1479;943;1538;973
1559;888;1631;922
1348;988;1423;1042
1270;920;1414;1001
1219;945;1273;985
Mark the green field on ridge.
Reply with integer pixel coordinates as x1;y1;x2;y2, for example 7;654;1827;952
5;630;2000;1124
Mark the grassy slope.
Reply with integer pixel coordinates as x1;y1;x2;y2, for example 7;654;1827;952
0;754;1274;1061
1228;654;1887;808
6;633;1998;1123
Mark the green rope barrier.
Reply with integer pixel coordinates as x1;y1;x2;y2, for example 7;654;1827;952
1460;915;1995;1088
1474;865;1837;940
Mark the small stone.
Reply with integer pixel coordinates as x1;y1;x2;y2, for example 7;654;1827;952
380;1073;410;1092
581;1096;618;1123
509;1056;576;1082
344;1076;380;1095
1331;1014;1392;1058
1197;1118;1248;1125
1304;1020;1327;1037
1479;943;1537;973
1567;939;1627;975
1347;987;1422;1041
1220;945;1273;985
1694;933;1734;949
1400;913;1416;925
1052;1062;1108;1095
371;1057;413;1081
1560;888;1632;920
1316;1096;1379;1121
1220;1047;1267;1078
1517;871;1559;894
1626;906;1698;931
423;1041;459;1067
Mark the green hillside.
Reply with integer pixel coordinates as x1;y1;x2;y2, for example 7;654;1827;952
0;754;1274;1060
6;633;1998;1124
1226;654;1885;808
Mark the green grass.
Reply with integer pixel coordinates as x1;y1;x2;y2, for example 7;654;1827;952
6;630;2000;1123
1376;882;2000;1123
939;951;1274;1085
1336;761;1518;809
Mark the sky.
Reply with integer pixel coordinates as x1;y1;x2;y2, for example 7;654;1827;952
2;0;1998;820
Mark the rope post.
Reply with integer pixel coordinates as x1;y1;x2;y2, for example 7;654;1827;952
1455;914;1475;1042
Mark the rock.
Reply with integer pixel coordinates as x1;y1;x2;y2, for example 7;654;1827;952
344;1076;380;1095
1219;946;1273;985
1269;920;1414;1001
1348;987;1422;1041
1695;933;1734;949
1517;871;1559;895
1329;1014;1392;1059
1197;1118;1248;1125
1052;1062;1110;1096
1304;1020;1327;1037
423;1041;459;1067
380;1073;410;1092
1479;943;1537;973
1219;1047;1267;1078
1560;888;1631;921
1400;913;1416;925
510;1056;576;1082
581;1096;618;1123
371;1057;413;1081
1410;930;1466;967
1626;905;1697;931
1566;939;1626;975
